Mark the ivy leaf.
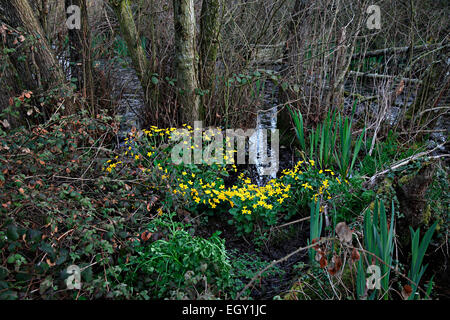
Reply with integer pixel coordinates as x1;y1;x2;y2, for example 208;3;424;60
7;225;19;241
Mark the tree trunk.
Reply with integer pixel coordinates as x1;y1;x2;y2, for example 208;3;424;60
0;0;67;94
199;0;221;121
38;0;49;37
65;0;94;108
110;0;154;110
173;0;200;123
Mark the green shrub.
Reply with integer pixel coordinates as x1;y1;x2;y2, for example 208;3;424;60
288;105;365;178
111;126;369;237
0;111;161;299
229;250;285;299
116;214;233;299
360;131;423;176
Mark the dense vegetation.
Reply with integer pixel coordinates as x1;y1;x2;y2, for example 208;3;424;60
0;0;448;300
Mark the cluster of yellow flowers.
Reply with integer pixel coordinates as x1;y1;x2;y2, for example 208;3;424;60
104;126;348;217
174;174;291;214
124;125;237;168
172;159;343;215
103;156;122;173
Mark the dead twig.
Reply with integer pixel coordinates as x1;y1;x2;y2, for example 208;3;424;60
365;144;449;187
235;238;329;299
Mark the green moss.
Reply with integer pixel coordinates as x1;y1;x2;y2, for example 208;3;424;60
284;272;323;300
376;178;393;195
398;174;413;186
422;204;432;225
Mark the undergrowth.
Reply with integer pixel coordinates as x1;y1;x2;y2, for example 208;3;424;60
0;111;446;300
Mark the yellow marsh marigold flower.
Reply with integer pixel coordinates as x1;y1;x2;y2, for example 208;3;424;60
302;182;313;190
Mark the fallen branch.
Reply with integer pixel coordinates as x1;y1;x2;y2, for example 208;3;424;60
235;238;329;299
270;216;310;231
343;90;378;103
351;43;450;59
348;71;422;84
365;143;449;187
419;106;450;116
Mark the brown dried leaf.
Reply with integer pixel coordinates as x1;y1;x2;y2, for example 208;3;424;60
312;237;320;251
335;222;353;243
328;255;343;276
46;258;56;267
401;285;413;300
351;248;360;263
140;230;152;242
396;80;405;97
319;254;328;269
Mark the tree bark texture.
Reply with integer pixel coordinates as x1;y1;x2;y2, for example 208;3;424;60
173;0;200;123
65;0;94;106
199;0;221;119
110;0;154;109
0;0;67;93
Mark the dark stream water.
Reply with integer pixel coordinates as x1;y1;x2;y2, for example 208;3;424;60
97;58;146;144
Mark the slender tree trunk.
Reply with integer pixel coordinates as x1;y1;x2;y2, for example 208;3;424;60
173;0;200;123
199;0;222;121
65;0;94;108
110;0;154;109
290;0;308;32
37;0;49;37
